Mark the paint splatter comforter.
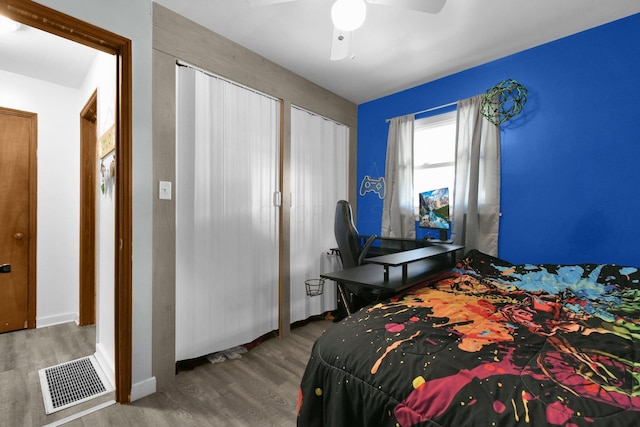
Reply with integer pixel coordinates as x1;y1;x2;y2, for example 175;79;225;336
297;250;640;426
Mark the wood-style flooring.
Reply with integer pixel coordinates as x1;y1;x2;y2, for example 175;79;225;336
0;321;113;427
0;317;332;427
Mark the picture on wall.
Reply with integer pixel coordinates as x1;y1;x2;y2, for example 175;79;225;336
419;187;450;230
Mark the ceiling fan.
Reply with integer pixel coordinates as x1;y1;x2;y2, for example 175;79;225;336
247;0;446;60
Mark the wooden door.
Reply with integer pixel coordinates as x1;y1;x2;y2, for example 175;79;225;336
0;107;37;333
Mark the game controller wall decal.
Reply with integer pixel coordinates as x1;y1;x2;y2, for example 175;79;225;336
360;162;385;199
359;175;386;199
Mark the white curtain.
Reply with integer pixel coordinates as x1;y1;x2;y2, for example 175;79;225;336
175;65;280;361
290;106;348;323
381;115;416;238
451;94;501;256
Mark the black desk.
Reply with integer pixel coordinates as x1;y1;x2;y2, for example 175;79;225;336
321;243;464;315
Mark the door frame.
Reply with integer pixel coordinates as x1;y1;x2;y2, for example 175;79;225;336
0;0;133;403
79;91;97;327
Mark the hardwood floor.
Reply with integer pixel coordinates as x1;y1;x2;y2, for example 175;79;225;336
0;318;332;426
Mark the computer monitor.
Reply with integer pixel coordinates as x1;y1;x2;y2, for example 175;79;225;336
418;187;450;241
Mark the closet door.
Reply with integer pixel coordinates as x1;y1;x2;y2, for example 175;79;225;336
290;106;349;323
176;65;280;361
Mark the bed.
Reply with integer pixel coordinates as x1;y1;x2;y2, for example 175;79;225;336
297;250;640;426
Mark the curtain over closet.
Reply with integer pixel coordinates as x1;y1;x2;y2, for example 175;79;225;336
451;94;501;256
175;65;280;361
290;106;349;323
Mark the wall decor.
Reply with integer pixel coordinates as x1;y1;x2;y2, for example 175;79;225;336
100;155;115;195
481;79;528;125
98;124;115;159
359;163;385;199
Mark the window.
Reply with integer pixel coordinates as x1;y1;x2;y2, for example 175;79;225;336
413;110;456;216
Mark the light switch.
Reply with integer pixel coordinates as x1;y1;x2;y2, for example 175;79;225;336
159;181;172;200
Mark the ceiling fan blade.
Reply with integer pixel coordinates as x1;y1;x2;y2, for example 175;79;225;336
246;0;300;5
366;0;446;14
330;28;354;61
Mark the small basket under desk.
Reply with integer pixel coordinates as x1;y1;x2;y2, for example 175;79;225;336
305;278;325;297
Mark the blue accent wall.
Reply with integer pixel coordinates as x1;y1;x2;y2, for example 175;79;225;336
357;13;640;266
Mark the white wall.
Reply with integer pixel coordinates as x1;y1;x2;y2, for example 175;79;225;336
79;51;117;385
0;70;81;326
34;0;155;399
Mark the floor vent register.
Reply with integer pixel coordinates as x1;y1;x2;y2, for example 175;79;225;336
39;355;113;414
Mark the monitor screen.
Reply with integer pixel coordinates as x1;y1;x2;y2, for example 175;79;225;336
418;187;450;229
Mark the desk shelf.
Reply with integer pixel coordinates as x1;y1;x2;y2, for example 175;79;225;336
364;243;463;283
322;258;450;294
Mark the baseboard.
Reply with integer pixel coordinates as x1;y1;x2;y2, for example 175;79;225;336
131;376;157;402
94;345;156;402
36;312;79;328
94;343;115;389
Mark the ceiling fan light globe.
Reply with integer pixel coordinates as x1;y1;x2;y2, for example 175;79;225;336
331;0;367;32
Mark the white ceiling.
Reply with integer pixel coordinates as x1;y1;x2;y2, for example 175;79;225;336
153;0;640;103
0;23;98;89
1;1;640;103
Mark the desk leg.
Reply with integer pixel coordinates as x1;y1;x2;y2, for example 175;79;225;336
402;265;408;283
337;282;352;316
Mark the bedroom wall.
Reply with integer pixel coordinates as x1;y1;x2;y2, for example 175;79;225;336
152;3;358;390
357;12;640;266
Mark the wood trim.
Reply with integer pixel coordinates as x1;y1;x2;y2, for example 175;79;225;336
1;1;118;55
79;91;97;327
115;38;133;405
0;0;133;404
27;110;37;330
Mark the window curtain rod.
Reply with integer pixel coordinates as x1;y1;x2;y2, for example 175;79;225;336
385;101;457;123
